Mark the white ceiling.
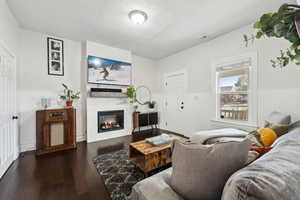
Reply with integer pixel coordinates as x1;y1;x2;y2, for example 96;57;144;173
7;0;295;59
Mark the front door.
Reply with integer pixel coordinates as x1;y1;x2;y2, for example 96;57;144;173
0;42;18;178
164;71;187;134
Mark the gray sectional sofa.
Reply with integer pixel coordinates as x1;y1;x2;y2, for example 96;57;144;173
131;127;300;200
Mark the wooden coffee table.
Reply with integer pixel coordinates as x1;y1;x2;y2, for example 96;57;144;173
129;134;188;176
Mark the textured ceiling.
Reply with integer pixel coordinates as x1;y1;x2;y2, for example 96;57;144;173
7;0;295;59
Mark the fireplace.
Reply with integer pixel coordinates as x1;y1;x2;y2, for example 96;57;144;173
98;110;124;133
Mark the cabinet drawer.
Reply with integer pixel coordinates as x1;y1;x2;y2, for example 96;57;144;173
149;112;158;125
139;114;148;126
45;110;68;122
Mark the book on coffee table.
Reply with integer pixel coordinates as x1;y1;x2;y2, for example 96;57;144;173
145;133;175;146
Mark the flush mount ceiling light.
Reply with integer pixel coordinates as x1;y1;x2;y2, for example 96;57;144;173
128;10;148;25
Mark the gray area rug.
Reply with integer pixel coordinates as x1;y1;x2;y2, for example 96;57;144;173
93;149;144;200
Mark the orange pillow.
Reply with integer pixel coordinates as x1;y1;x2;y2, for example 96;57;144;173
257;128;278;147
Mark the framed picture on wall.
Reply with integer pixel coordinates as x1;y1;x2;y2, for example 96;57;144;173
47;37;64;76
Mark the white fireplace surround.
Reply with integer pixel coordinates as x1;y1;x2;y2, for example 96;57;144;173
86;98;132;143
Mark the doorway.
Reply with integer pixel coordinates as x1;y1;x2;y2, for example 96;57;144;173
164;70;187;134
0;42;18;178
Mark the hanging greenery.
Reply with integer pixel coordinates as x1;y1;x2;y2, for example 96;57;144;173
244;4;300;68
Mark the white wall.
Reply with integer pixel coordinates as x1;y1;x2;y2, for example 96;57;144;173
18;29;83;151
132;55;158;93
0;0;19;54
157;25;300;136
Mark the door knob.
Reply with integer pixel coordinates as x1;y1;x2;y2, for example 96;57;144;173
12;116;18;120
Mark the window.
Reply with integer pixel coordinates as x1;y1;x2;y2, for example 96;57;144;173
215;53;257;124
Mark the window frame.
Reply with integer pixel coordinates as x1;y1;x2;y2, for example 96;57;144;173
213;52;258;126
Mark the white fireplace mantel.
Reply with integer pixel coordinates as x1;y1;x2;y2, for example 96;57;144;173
86;98;133;143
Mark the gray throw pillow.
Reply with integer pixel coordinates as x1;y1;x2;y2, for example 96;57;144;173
288;120;300;132
170;139;251;200
265;111;291;125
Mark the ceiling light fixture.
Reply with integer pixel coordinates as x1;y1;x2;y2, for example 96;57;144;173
128;10;148;25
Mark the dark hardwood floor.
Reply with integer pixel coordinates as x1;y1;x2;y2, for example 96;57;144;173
0;129;170;200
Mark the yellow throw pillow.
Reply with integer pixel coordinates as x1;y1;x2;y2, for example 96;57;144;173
247;128;278;147
257;128;278;147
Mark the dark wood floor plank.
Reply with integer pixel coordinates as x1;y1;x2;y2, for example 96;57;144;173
0;129;172;200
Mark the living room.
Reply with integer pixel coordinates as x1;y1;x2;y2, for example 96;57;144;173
1;0;300;200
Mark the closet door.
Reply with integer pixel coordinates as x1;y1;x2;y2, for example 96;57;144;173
0;42;18;178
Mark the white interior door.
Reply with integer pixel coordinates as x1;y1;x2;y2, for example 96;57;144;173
164;71;187;134
0;42;18;179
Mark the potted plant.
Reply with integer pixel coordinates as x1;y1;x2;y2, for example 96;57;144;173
125;87;136;103
59;84;80;107
244;4;300;68
147;101;156;109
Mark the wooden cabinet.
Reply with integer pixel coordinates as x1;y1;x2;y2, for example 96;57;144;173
36;108;76;155
132;112;158;133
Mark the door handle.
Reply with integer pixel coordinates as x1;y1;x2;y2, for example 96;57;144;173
12;116;18;120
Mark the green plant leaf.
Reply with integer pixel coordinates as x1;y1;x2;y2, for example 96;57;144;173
256;31;263;39
253;21;262;29
278;3;289;13
285;31;299;43
294;54;300;62
295;48;300;55
289;40;300;51
283;57;290;66
274;23;286;37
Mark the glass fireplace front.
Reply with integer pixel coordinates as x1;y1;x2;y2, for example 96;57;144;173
98;110;124;133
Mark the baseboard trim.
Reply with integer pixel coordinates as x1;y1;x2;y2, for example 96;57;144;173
20;143;36;153
87;131;130;143
77;135;86;142
20;134;86;153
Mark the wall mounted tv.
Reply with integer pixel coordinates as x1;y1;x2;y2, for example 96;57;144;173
87;55;132;86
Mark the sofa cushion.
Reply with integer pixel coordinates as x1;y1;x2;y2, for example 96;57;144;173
222;127;300;200
170;139;251;200
131;168;183;200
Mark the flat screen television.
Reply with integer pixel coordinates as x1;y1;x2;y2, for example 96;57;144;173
87;55;132;85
